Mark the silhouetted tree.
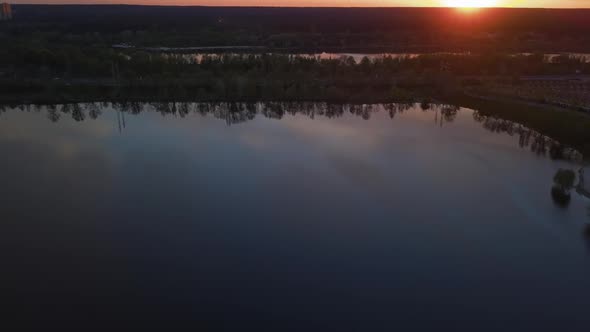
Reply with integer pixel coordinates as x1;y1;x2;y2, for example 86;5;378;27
551;168;576;207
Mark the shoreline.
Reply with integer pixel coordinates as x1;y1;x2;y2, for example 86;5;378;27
2;88;589;159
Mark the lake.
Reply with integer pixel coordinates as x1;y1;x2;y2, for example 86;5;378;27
1;102;589;330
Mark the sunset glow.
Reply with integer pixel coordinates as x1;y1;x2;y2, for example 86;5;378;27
443;0;499;8
5;1;590;8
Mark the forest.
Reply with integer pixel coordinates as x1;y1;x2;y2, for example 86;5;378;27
2;5;590;104
3;5;590;51
1;50;589;105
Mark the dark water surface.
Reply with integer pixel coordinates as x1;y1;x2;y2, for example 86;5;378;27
1;102;589;330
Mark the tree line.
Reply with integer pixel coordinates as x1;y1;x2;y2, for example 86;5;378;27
1;52;589;106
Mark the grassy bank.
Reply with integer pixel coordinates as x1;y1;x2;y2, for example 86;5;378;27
447;93;590;158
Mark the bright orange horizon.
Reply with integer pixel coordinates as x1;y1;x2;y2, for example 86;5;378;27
7;0;590;8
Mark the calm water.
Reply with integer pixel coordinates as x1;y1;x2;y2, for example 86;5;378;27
1;102;589;330
163;52;590;64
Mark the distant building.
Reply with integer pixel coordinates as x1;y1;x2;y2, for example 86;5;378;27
1;3;12;21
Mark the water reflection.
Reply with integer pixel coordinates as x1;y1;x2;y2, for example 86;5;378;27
577;168;590;199
2;100;590;330
1;101;583;162
159;52;590;65
5;101;589;221
551;169;577;208
472;112;583;161
3;101;589;224
584;223;590;253
550;167;590;223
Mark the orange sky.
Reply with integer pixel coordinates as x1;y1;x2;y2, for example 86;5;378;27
8;0;590;7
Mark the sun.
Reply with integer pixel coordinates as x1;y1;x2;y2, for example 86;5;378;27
443;0;499;8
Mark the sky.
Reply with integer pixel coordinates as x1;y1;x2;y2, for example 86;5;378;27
7;0;590;7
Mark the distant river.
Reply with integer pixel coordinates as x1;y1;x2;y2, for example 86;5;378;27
157;51;590;64
113;44;590;63
1;102;589;330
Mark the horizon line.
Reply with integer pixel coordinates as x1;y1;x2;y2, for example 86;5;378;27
8;3;590;9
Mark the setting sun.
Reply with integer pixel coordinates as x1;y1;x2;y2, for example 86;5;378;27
443;0;499;8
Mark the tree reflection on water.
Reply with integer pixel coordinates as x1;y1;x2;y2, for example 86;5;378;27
550;167;590;240
0;101;585;162
551;169;576;208
583;223;590;253
2;100;589;232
